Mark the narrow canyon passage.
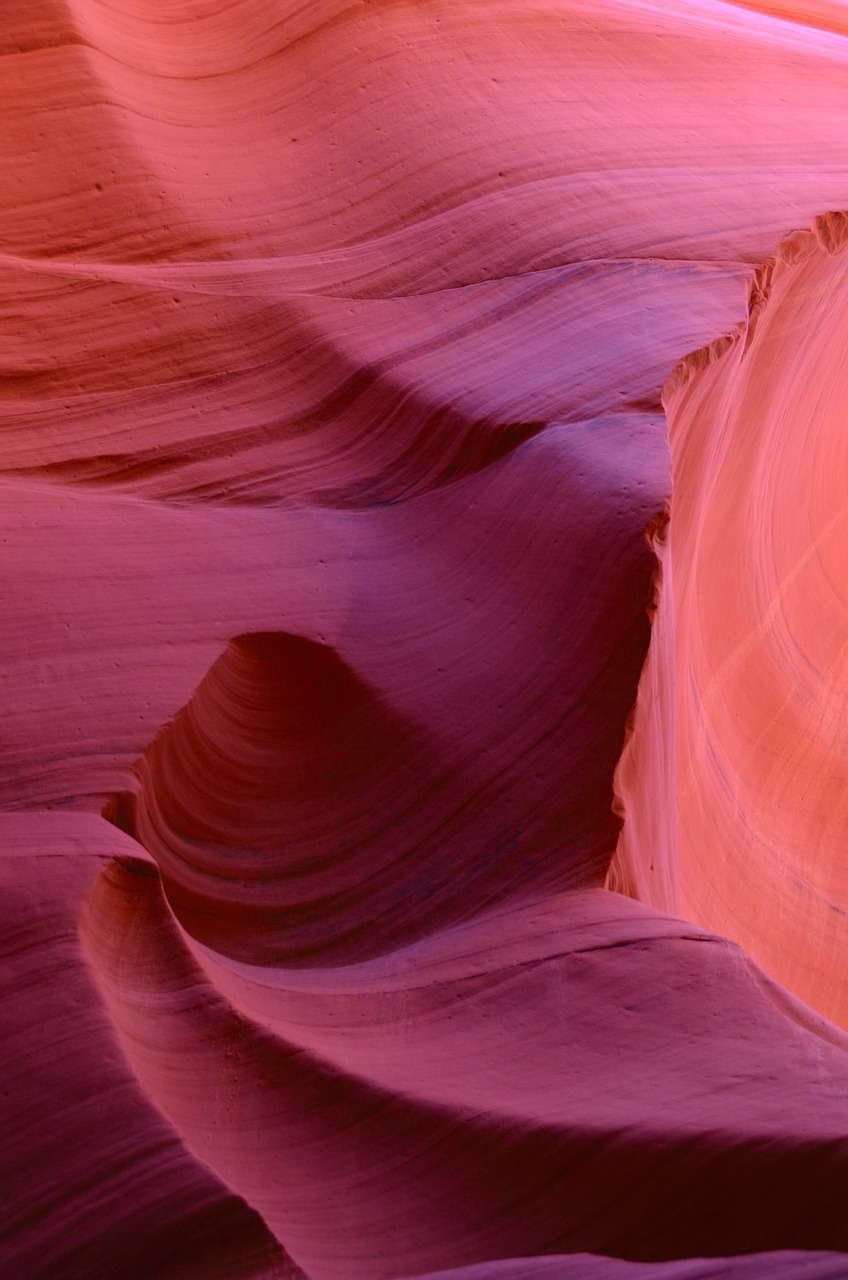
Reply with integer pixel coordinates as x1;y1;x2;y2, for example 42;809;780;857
3;3;848;1278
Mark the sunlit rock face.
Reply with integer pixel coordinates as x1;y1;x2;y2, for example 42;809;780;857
4;2;848;1278
617;215;848;1031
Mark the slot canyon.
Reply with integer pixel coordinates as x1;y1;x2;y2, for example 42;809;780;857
3;3;848;1277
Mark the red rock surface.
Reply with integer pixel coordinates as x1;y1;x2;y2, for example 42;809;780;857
616;214;848;1031
3;2;848;1278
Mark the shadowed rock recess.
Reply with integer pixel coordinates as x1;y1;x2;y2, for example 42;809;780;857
3;2;848;1278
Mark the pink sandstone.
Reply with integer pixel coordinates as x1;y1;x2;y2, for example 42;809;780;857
3;3;848;1278
614;213;848;1029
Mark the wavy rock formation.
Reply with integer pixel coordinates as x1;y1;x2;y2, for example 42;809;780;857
616;214;848;1030
4;1;848;1278
0;813;295;1280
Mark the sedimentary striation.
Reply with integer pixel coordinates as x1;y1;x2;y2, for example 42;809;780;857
615;213;848;1031
3;2;848;1277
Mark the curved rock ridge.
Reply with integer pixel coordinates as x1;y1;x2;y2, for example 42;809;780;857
0;256;735;505
408;1258;848;1280
6;0;848;268
9;0;848;508
614;211;848;1031
0;814;300;1280
5;0;848;1277
81;859;848;1280
109;414;660;962
0;421;663;816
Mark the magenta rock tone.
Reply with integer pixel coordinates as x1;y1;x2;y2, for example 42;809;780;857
616;214;848;1031
3;2;848;1278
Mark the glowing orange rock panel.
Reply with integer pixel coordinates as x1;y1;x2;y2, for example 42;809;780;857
624;217;848;1030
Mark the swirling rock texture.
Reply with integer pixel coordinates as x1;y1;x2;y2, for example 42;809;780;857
3;2;848;1279
615;214;848;1031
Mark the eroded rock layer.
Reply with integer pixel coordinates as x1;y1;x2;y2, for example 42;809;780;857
4;1;848;1278
617;215;848;1030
